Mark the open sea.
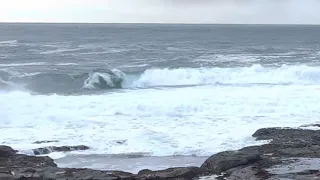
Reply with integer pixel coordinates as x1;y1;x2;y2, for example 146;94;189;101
1;23;320;172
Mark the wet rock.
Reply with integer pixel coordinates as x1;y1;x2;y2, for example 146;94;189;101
32;145;90;155
300;124;320;128
253;142;320;158
113;140;127;145
9;154;57;168
268;170;320;180
33;140;59;144
278;146;319;157
199;126;320;179
138;169;153;175
32;148;51;155
11;167;134;180
227;166;270;180
297;169;320;175
0;147;55;168
266;158;320;176
200;150;261;174
52;145;89;152
15;168;41;179
0;146;17;157
106;170;134;177
0;173;14;180
138;166;203;180
252;127;320;143
250;127;320;159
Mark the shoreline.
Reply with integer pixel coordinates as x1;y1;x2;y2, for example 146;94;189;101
2;124;320;179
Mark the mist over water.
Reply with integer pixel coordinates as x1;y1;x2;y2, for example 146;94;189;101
105;0;320;24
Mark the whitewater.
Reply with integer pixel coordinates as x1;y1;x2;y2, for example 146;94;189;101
1;23;320;171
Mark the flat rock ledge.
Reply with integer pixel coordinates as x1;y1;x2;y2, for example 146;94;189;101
2;124;320;180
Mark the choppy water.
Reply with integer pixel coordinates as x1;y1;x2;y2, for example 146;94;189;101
1;23;320;170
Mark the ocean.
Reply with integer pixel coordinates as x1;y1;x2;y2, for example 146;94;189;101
1;23;320;172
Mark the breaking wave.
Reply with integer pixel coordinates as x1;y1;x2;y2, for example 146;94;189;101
0;68;128;94
132;64;320;87
1;64;320;94
83;69;126;90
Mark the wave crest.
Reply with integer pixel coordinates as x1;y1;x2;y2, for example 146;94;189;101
132;64;320;87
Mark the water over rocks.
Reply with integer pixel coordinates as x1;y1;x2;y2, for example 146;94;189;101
2;124;320;180
32;145;90;155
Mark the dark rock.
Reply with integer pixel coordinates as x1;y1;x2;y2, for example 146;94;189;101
311;135;320;142
199;125;320;178
0;173;14;180
8;154;57;168
252;128;320;143
11;167;134;180
0;146;17;157
105;170;134;177
16;168;41;179
60;168;134;180
138;169;153;175
0;167;11;174
297;170;320;175
267;168;320;180
227;166;270;180
266;157;320;176
278;146;318;157
300;124;320;128
52;145;89;152
200;150;261;174
32;148;51;156
250;127;320;159
138;167;202;180
32;145;89;155
113;140;127;145
255;142;320;158
33;140;59;144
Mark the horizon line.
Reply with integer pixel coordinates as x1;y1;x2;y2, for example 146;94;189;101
1;22;320;26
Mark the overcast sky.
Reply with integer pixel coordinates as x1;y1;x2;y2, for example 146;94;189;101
1;0;320;24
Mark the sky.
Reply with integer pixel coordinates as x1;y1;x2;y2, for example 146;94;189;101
1;0;320;24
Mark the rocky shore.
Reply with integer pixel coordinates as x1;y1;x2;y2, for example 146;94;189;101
2;124;320;180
